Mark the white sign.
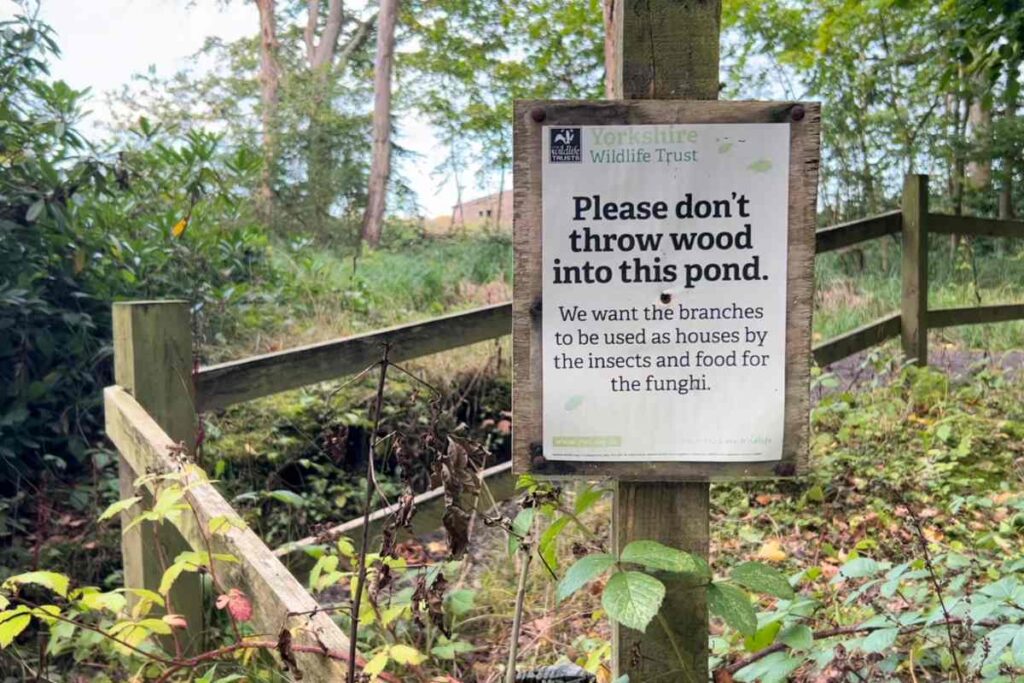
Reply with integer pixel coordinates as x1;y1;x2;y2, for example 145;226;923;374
542;123;791;462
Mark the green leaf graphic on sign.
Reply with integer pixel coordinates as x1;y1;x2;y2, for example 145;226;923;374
718;142;734;154
564;395;584;411
748;159;773;173
601;571;665;632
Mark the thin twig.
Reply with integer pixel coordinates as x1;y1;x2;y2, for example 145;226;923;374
723;617;998;675
367;429;397;508
505;540;533;683
908;508;965;683
324;362;381;403
149;523;184;659
387;360;444;396
347;344;391;683
152;638;405;683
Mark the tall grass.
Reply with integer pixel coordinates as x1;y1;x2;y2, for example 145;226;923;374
213;227;1022;362
212;231;513;360
814;237;1024;351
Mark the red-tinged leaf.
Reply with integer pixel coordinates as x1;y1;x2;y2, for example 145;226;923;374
216;588;253;622
163;614;188;629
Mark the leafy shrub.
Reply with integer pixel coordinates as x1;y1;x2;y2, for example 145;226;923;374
0;13;274;486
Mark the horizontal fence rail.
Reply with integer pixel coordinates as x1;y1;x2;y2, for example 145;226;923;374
929;213;1024;239
812;312;902;367
814;210;902;254
929;303;1024;328
197;302;512;411
275;461;515;571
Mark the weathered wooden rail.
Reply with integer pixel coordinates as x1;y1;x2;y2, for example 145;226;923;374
196;303;512;411
104;172;1024;681
811;174;1024;368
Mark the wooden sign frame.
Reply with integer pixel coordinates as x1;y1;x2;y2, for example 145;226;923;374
512;99;820;481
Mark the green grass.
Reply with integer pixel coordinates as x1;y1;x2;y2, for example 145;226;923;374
211;228;1023;363
209;231;513;361
814;239;1024;351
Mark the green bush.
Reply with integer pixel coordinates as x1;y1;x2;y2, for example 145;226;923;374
0;14;274;485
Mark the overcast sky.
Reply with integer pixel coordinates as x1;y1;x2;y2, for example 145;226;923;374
3;0;475;217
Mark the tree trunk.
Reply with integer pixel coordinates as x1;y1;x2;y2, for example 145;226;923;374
300;0;377;239
450;140;466;234
305;0;345;70
999;57;1019;220
857;119;879;271
493;167;505;232
950;78;969;256
255;0;280;223
361;0;399;248
966;77;992;193
602;0;619;99
306;73;334;238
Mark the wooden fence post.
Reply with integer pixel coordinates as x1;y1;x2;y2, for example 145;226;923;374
611;2;719;680
112;301;205;653
901;174;929;366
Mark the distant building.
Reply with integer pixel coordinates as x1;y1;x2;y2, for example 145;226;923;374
451;190;513;231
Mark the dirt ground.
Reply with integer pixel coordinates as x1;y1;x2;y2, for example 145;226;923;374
813;345;1024;402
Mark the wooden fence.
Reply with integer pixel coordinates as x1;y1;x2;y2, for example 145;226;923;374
103;173;1024;680
811;174;1024;366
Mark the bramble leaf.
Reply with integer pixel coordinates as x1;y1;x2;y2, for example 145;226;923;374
3;571;70;597
431;637;477;659
780;623;813;650
862;627;898;653
444;589;475;616
389;643;426;665
159;563;187;597
574;485;604;514
601;571;665;632
836;557;881;580
0;608;31;648
730;561;795;599
267;490;305;507
708;582;757;636
216;588;253;622
363;651;389;677
508;507;535;555
620;540;704;576
744;620;781;652
557;553;615;601
98;497;141;522
735;650;802;682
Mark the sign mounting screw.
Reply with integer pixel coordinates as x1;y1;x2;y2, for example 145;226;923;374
530;107;546;123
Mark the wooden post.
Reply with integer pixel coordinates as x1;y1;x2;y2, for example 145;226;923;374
112;301;205;653
612;1;720;680
901;174;929;366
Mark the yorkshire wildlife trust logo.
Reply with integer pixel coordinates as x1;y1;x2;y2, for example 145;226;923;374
549;127;582;163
